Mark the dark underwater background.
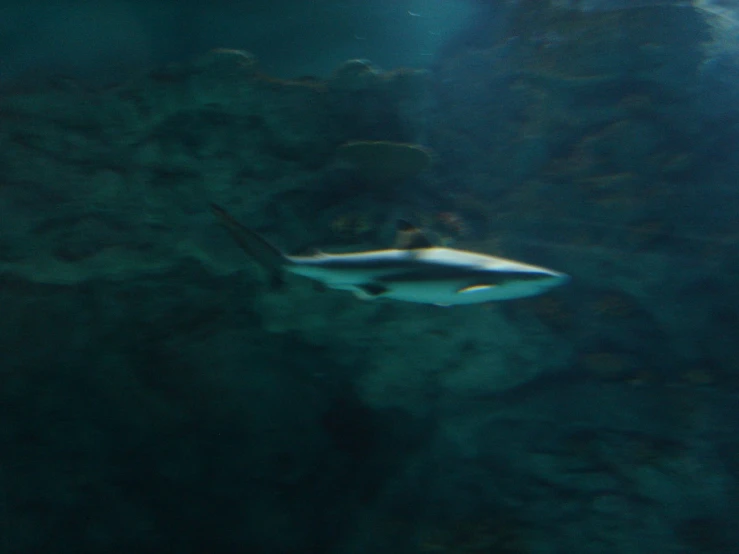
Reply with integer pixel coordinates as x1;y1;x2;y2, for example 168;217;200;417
1;0;739;552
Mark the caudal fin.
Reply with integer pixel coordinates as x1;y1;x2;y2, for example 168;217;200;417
210;203;287;288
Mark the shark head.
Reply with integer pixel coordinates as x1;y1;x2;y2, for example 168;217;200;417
450;263;570;304
468;252;570;295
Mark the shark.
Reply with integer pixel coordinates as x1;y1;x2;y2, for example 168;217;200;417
210;204;569;306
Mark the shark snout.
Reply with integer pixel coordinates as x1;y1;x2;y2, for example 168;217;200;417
542;270;570;289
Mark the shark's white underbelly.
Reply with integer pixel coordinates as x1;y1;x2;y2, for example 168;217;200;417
289;265;558;305
374;280;552;305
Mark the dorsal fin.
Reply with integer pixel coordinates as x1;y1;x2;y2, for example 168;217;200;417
395;219;433;249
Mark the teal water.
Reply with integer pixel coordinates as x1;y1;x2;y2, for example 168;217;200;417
1;1;738;553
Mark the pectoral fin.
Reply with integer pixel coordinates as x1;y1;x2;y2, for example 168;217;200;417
356;283;389;298
457;284;496;294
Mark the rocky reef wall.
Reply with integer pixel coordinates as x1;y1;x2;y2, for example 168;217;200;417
0;2;738;553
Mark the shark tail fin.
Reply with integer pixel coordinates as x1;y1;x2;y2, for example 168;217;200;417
210;203;287;288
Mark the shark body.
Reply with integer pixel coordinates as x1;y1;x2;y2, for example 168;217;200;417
211;204;568;306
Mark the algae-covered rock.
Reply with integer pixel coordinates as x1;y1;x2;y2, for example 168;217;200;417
336;140;434;184
329;59;384;92
2;6;739;552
